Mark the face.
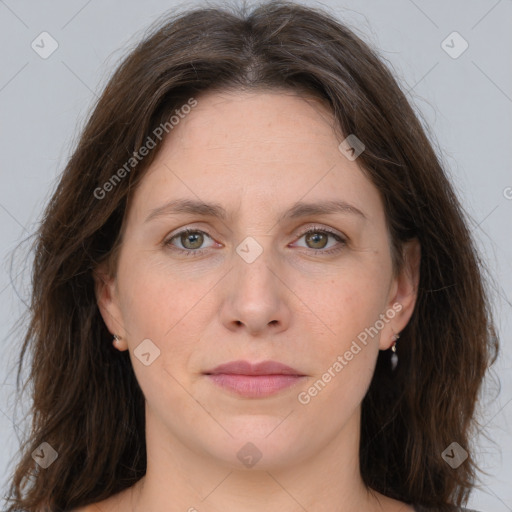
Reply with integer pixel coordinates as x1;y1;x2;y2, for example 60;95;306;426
96;89;419;471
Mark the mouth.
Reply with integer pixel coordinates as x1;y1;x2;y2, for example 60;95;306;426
203;360;306;398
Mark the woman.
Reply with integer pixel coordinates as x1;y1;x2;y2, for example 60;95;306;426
4;2;498;511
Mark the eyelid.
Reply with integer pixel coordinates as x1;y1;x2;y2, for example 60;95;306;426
294;223;346;239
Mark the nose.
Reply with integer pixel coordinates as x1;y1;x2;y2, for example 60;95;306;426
219;243;291;337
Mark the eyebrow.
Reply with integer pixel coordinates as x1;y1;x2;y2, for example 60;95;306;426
144;198;367;224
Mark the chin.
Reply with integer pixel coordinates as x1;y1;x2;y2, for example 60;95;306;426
196;423;309;471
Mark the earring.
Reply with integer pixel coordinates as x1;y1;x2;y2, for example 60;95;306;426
390;333;400;371
113;334;122;348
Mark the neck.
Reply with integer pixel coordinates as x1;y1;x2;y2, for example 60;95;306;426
126;406;388;512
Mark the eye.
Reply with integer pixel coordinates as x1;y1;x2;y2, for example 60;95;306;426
164;228;217;256
292;226;347;255
164;225;347;257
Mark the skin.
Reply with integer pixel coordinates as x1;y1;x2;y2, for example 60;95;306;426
91;89;420;512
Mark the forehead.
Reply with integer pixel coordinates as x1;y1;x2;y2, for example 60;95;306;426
127;89;383;225
171;88;339;152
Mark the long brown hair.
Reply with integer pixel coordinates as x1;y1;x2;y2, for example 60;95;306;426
4;1;499;511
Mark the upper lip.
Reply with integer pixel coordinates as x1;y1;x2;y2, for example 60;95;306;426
204;360;305;376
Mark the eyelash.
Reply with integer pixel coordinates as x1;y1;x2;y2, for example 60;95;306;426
163;225;347;257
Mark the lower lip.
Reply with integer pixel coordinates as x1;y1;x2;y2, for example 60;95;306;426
206;374;305;398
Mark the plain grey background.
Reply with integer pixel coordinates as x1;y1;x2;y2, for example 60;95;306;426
0;0;511;510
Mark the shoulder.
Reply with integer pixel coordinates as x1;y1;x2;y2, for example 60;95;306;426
70;502;108;512
69;492;127;512
413;506;482;512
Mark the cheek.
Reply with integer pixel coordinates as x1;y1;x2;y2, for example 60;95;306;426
292;271;387;410
117;254;218;384
296;282;383;414
117;252;203;337
117;261;204;401
299;270;389;350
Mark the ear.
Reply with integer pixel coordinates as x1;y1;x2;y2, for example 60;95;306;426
380;238;421;350
93;261;128;351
